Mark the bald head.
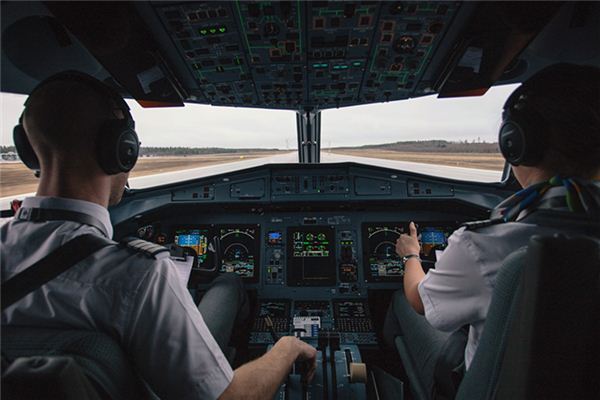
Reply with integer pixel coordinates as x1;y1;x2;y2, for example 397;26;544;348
22;78;117;171
21;76;132;206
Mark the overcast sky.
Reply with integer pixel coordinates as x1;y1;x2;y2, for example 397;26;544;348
1;83;519;149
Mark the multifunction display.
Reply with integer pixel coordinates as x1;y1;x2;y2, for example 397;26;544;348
362;222;456;282
219;226;260;282
287;226;336;286
267;231;283;246
420;227;452;262
174;228;210;267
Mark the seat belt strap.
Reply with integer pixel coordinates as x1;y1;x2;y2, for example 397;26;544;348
15;207;110;238
1;234;114;312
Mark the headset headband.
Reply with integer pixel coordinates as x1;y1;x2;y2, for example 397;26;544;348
22;70;132;121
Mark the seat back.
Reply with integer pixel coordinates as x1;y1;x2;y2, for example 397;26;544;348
457;234;600;399
495;234;600;399
454;247;528;399
1;327;149;400
2;355;102;400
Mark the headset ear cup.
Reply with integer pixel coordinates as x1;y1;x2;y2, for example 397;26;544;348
499;120;526;166
97;121;139;175
499;114;545;167
13;124;40;171
117;129;139;172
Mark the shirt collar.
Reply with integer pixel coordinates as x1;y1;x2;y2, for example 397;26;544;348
21;196;113;238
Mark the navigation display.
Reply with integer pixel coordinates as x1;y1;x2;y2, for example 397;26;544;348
287;227;336;286
362;222;456;282
219;225;260;282
174;228;210;267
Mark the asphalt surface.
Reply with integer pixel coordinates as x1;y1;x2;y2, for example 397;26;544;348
0;152;502;210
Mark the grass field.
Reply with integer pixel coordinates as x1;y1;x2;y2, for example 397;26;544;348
1;150;504;197
332;149;505;170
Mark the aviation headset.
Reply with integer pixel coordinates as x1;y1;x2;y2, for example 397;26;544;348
498;83;547;167
13;70;140;175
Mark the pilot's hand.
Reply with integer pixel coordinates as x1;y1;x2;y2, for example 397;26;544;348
289;337;317;383
396;222;420;257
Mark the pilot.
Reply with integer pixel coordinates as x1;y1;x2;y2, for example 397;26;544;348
0;71;316;399
388;63;600;396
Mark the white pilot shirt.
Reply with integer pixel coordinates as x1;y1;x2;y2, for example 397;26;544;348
1;196;233;400
417;223;544;369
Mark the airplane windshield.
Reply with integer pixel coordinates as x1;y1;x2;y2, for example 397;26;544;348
321;83;519;182
1;83;516;201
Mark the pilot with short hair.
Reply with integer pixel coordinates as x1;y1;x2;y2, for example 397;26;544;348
388;63;600;396
0;72;316;399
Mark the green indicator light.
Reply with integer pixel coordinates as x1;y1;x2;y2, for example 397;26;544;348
209;28;217;34
219;27;227;33
353;62;362;66
313;63;321;68
340;65;349;69
322;63;329;68
200;29;208;35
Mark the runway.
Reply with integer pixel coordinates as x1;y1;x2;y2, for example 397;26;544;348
1;152;501;210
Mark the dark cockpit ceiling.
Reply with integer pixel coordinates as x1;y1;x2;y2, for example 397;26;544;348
3;1;598;112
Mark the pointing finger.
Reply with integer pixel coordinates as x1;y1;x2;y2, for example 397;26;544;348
409;222;417;237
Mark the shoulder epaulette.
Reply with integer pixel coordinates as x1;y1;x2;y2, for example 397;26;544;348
120;237;169;259
462;218;504;231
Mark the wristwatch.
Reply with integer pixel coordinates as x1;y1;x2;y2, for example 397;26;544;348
401;254;421;264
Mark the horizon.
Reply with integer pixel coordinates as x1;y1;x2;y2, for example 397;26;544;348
1;83;519;148
0;138;501;152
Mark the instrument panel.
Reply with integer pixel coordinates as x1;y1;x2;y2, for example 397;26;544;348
135;215;459;293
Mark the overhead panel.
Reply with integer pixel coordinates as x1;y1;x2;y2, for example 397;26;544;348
238;1;306;108
156;2;256;106
362;2;459;103
155;1;459;110
306;1;377;109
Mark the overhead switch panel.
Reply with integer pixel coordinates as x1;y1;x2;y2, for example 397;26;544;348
155;1;460;110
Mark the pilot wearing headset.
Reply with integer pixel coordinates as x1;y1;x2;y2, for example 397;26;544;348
1;72;316;399
388;63;600;397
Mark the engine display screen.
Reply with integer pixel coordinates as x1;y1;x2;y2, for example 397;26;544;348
219;225;260;282
174;228;210;266
362;222;456;282
292;231;331;257
287;227;336;286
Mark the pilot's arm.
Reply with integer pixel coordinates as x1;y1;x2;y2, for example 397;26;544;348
219;336;316;400
125;256;316;399
396;222;490;331
396;222;426;314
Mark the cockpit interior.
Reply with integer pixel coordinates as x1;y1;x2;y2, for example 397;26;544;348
2;1;599;399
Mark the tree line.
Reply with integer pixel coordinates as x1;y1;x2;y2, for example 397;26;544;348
2;140;499;156
333;140;499;153
138;147;280;156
